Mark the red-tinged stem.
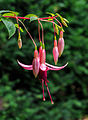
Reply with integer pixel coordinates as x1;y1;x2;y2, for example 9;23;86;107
4;16;30;20
15;16;20;35
45;81;54;104
40;19;58;28
52;18;56;38
18;19;37;47
4;15;58;20
42;79;45;101
39;16;58;20
38;20;44;44
38;20;41;42
54;17;62;27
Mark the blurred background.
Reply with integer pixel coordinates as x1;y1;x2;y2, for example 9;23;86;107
0;0;88;120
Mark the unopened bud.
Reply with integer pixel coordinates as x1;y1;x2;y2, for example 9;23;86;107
40;46;46;64
18;39;22;49
53;40;59;65
18;32;22;49
32;49;40;78
58;37;64;57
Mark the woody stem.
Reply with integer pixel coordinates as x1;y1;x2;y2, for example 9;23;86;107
18;19;37;47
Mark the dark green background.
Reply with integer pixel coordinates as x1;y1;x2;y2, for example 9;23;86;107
0;0;88;120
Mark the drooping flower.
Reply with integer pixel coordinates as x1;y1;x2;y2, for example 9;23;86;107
58;31;64;57
17;45;68;104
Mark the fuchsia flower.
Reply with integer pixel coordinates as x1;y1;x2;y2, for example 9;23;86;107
17;44;68;104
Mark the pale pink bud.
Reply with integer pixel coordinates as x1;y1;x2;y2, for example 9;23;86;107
32;49;40;78
53;40;59;65
58;31;64;57
53;47;59;65
40;48;46;64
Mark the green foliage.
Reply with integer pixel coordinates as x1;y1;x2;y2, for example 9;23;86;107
0;0;88;120
24;14;38;22
1;17;16;38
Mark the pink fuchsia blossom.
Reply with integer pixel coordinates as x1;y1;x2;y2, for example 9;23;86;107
17;59;68;104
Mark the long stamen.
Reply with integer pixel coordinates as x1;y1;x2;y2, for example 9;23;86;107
42;79;45;101
45;81;54;104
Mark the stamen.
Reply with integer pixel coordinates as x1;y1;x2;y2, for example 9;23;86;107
42;79;45;101
45;81;54;104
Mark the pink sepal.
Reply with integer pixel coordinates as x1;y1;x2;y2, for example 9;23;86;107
45;62;68;71
17;60;33;70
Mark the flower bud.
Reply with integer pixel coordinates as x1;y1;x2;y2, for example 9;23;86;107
58;31;64;57
18;32;22;49
40;44;46;64
53;40;59;65
32;49;40;78
18;39;22;49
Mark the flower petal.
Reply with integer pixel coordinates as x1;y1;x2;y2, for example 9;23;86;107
17;60;33;70
45;62;68;71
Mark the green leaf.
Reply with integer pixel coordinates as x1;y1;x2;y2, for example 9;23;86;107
0;10;10;14
1;18;16;38
15;24;24;32
30;16;38;22
46;12;55;16
10;11;19;16
24;14;38;21
62;20;68;27
3;12;19;17
56;13;68;27
63;18;69;23
3;13;16;17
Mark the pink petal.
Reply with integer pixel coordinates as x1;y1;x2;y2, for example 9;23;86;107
17;60;33;70
45;62;68;71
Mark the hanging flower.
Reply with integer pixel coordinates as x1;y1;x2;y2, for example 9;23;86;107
17;47;68;104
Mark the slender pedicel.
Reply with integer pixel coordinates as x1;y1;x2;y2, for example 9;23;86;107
42;79;45;101
18;19;37;47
